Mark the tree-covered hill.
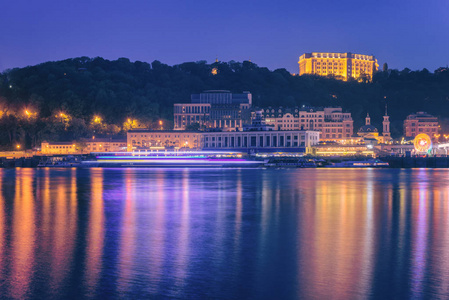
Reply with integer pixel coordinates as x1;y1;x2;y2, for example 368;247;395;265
0;56;449;149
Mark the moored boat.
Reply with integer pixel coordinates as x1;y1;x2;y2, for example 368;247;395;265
328;159;389;168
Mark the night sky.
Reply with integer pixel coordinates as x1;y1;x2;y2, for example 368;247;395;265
1;0;448;73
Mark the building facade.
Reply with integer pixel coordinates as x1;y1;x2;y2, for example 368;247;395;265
260;107;353;141
127;130;202;151
403;112;439;139
41;139;126;155
41;142;77;155
81;138;127;153
201;130;320;152
298;52;379;81
173;90;252;131
127;126;319;152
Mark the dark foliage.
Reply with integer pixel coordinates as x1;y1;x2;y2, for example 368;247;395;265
1;57;449;149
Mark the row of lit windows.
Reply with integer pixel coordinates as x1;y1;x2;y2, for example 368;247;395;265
47;145;74;149
323;134;352;138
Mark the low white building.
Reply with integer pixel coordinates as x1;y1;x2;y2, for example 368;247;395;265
201;130;320;152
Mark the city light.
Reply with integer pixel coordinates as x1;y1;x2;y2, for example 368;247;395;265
24;109;37;119
16;144;20;149
93;115;102;124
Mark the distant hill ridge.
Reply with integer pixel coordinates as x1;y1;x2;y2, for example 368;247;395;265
0;57;448;148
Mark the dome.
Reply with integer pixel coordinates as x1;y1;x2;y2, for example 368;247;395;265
358;125;378;133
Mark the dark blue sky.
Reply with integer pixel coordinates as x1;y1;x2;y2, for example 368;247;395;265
1;0;448;73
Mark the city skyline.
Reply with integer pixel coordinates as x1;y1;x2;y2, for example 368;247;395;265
1;0;448;73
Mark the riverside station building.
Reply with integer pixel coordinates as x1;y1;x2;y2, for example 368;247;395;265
128;112;321;153
127;129;320;153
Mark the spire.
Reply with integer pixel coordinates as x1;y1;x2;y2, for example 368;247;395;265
383;106;391;140
215;57;218;63
366;113;371;125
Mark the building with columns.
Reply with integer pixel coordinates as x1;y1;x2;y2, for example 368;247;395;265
201;130;320;152
174;90;252;131
260;106;353;141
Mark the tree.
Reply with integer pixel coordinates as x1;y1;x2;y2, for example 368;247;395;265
383;63;388;72
185;122;200;131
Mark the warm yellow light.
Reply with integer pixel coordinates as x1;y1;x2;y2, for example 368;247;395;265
159;120;163;125
16;145;20;149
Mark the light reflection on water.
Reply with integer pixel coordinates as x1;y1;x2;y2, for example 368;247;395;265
0;168;449;299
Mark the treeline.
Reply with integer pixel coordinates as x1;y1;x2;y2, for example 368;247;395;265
0;56;449;149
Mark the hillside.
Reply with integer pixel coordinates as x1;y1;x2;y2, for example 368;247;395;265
0;57;449;149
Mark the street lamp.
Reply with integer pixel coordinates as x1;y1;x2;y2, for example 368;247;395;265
93;115;102;125
159;120;163;130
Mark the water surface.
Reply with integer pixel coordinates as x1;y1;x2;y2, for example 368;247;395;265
0;168;449;299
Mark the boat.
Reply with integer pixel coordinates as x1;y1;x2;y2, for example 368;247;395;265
264;157;317;168
39;151;264;168
327;159;389;168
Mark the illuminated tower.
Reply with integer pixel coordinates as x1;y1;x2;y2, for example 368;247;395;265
383;105;391;140
365;113;371;125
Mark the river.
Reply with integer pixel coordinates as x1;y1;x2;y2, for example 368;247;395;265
0;168;448;299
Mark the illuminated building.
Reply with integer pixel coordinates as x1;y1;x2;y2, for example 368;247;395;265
41;139;126;155
201;130;320;152
81;138;127;153
403;112;439;139
202;114;320;151
128;120;319;152
357;111;391;144
173;90;252;131
313;144;374;156
357;114;379;139
127;130;202;151
298;52;379;81
41;142;77;155
260;107;353;141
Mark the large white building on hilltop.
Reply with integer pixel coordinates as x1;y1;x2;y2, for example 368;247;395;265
259;106;353;141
